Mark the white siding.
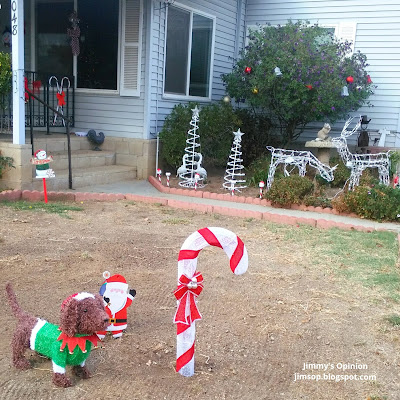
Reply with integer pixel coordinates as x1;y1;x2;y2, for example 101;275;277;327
246;0;400;146
148;0;245;135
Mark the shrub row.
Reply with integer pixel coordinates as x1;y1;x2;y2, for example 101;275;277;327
265;175;400;222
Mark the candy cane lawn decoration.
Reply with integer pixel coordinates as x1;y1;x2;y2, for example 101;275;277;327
156;168;162;183
166;172;171;187
49;76;70;126
174;227;248;377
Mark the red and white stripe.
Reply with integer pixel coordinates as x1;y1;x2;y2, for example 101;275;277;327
259;181;265;199
175;227;248;377
156;169;162;183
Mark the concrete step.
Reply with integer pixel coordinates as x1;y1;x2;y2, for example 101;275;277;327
34;134;93;153
49;150;116;170
31;165;136;191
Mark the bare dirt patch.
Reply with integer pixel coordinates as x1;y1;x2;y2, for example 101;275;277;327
0;200;399;400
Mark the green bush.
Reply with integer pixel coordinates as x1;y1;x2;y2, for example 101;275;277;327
265;175;314;207
359;168;380;187
390;151;400;177
222;20;375;146
159;103;194;169
159;102;240;170
200;102;241;167
303;194;332;208
330;156;350;187
246;155;271;187
0;52;11;99
0;153;14;177
234;108;274;165
332;184;400;221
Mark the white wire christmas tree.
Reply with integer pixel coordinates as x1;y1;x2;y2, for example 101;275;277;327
223;128;247;195
177;106;207;188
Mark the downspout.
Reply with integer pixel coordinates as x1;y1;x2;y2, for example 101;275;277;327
144;0;154;140
154;2;163;136
396;112;400;147
234;0;245;62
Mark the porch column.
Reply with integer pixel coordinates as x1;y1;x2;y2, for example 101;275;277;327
11;0;26;145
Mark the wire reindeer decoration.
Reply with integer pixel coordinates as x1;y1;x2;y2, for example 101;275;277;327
332;117;391;191
266;146;337;189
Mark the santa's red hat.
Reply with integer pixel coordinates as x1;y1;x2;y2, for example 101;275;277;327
102;271;126;284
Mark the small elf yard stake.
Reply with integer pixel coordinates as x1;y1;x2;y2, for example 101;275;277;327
30;150;55;203
174;227;248;377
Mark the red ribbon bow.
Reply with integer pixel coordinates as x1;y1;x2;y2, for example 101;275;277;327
24;77;32;102
32;80;42;93
57;91;66;107
174;272;203;325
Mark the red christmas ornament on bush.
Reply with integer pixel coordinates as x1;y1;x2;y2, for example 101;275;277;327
244;66;252;74
305;84;313;90
367;75;372;84
346;76;354;84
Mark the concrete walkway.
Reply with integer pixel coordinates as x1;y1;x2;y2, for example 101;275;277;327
71;179;400;234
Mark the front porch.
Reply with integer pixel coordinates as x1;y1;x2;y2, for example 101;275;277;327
0;131;157;191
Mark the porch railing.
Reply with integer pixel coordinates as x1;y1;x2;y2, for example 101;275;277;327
0;70;75;134
26;89;74;189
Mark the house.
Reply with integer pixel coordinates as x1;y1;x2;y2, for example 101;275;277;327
0;0;399;190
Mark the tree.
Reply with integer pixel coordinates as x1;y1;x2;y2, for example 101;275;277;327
222;20;375;146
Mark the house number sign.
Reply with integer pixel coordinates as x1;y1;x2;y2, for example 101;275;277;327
11;0;18;35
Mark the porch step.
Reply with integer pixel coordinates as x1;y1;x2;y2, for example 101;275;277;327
50;150;116;170
31;165;136;191
34;133;93;153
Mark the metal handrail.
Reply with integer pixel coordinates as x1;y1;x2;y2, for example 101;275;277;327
26;91;73;189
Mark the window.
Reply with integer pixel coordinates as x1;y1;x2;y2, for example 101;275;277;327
77;0;119;90
34;0;142;94
36;1;74;77
164;5;214;99
318;23;357;56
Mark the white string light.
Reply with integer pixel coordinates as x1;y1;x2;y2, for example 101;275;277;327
223;129;247;195
332;117;391;191
266;146;337;189
177;106;207;189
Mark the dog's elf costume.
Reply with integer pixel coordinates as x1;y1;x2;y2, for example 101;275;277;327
30;292;99;374
30;319;99;373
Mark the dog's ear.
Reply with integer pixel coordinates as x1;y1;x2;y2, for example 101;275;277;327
95;294;106;309
60;298;78;337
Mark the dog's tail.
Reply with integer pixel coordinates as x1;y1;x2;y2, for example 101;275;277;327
6;283;29;320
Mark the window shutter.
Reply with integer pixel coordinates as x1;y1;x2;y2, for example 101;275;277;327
120;0;142;96
338;22;357;56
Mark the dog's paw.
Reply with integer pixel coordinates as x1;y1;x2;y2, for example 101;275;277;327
72;365;91;379
53;373;72;387
14;358;31;370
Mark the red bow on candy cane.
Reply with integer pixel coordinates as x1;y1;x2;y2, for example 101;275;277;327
174;272;203;325
57;91;66;107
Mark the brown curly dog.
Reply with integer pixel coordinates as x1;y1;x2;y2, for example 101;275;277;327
6;283;109;387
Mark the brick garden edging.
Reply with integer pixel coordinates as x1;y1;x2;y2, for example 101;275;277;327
147;175;358;217
0;181;397;237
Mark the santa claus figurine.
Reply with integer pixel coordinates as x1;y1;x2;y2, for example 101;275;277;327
96;271;136;339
